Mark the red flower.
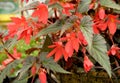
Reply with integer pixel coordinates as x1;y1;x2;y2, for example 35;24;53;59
77;31;88;46
47;42;68;61
61;32;80;57
17;27;32;44
32;3;48;24
108;45;120;59
107;14;119;35
93;14;120;35
61;3;74;16
84;55;93;72
31;65;37;75
39;69;47;83
5;16;33;44
2;48;21;66
98;7;105;20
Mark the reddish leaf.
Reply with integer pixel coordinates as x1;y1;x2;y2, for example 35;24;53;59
32;3;48;24
39;71;47;83
98;7;105;20
84;55;93;72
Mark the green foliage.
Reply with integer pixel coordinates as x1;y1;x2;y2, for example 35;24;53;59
12;72;29;83
0;59;22;83
40;52;70;73
80;16;93;50
77;0;91;13
41;35;52;52
35;15;77;38
87;34;111;77
100;0;120;10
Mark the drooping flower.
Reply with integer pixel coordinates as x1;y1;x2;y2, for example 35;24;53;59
98;7;105;20
107;14;119;35
61;32;80;57
108;45;120;59
39;69;47;83
93;13;120;35
31;65;37;75
83;55;93;72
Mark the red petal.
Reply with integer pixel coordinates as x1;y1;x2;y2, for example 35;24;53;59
84;56;93;72
93;25;100;34
39;71;47;83
54;48;62;62
72;38;79;52
108;22;117;35
99;7;105;20
32;3;48;24
62;48;69;61
31;65;36;75
47;47;57;58
65;41;74;57
2;58;13;66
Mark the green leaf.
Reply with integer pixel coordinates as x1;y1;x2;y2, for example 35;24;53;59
100;0;120;10
60;15;78;36
35;15;77;38
48;2;63;17
77;0;91;13
80;16;93;50
41;35;52;52
15;1;39;12
48;2;63;10
18;56;35;79
40;52;70;73
35;19;63;38
12;71;29;83
87;34;112;77
4;36;17;50
0;59;22;83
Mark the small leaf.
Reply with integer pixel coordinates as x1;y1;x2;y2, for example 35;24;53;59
4;37;17;50
35;19;63;38
15;1;40;12
80;16;93;50
87;34;112;77
12;71;29;83
41;35;52;52
48;2;63;11
100;0;120;10
60;15;78;36
39;52;70;73
77;0;91;13
18;56;35;79
0;59;22;83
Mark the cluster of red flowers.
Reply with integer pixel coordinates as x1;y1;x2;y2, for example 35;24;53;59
2;0;120;82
